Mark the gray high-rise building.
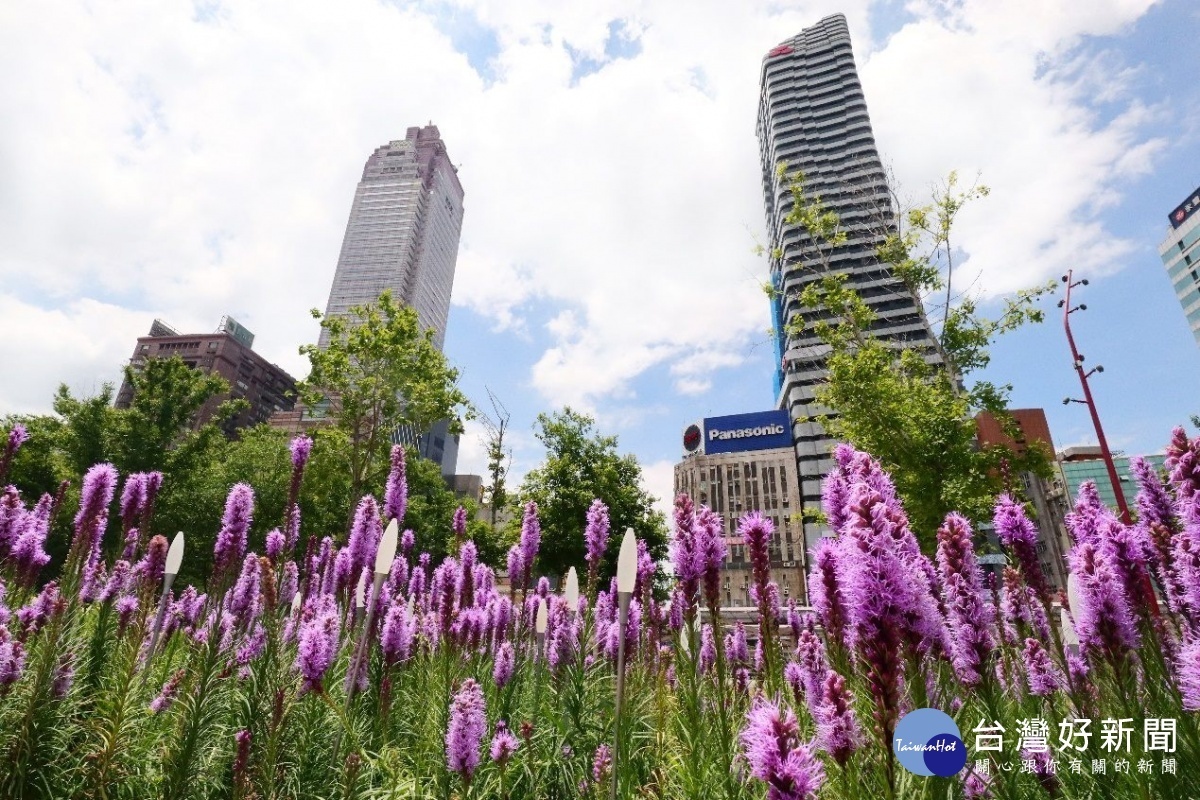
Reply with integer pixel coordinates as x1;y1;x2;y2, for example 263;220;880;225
1158;184;1200;346
320;125;464;353
318;125;465;474
757;14;942;550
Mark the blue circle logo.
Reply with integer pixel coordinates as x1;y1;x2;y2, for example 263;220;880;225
893;709;967;777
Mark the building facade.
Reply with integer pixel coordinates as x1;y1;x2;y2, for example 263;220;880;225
320;126;464;352
674;411;808;606
116;317;297;437
1058;446;1167;511
757;14;943;552
311;125;465;474
975;408;1072;592
1159;185;1200;347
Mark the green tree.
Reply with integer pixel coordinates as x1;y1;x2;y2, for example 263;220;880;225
297;290;473;510
770;167;1053;545
514;408;668;581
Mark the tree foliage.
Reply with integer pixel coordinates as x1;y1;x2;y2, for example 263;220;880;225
297;289;472;504
514;408;668;581
771;167;1053;544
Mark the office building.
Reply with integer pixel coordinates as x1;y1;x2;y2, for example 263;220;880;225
757;14;943;551
674;410;808;606
308;125;465;473
974;409;1071;592
116;317;297;437
1058;446;1167;511
1159;185;1200;346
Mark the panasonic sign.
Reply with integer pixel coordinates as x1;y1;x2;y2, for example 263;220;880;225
701;410;793;455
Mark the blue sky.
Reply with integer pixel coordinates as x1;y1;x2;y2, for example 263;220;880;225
0;0;1197;517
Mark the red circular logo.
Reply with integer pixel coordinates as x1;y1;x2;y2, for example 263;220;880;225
1176;209;1187;222
683;424;702;452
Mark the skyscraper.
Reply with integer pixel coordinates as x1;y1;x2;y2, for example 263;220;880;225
1158;185;1200;346
318;125;465;473
757;14;942;552
320;125;464;353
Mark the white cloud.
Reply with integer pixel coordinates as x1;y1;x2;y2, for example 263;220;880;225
639;458;678;526
0;0;1168;422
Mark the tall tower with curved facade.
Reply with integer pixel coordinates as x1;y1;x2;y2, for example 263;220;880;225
320;125;464;353
757;14;941;552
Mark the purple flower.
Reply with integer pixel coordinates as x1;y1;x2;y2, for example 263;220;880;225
72;463;118;573
697;505;726;612
807;538;846;648
347;496;383;586
228;553;262;625
671;494;703;613
699;624;716;674
936;513;996;686
726;622;748;664
381;600;416;666
135;534;169;589
1070;541;1139;664
821;458;852;536
279;560;299;608
490;720;519;766
1176;637;1200;711
290;435;313;469
383;445;408;522
793;628;828;708
1023;637;1061;696
963;771;994;798
52;651;75;699
592;743;612;784
993;495;1053;607
0;487;23;559
667;588;684;631
740;698;826;800
18;581;59;636
0;628;26;690
11;494;53;582
584;499;610;586
494;640;514;688
99;560;132;603
265;529;285;562
115;594;139;632
295;593;340;695
214;483;255;579
453;506;468;544
150;668;186;713
446;678;487;783
1065;481;1107;547
518;502;541;582
0;424;29;485
813;671;858;766
119;473;147;534
401;528;415;556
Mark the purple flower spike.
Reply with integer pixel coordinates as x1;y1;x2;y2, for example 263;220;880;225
584;499;610;586
807;538;846;648
671;494;702;613
936;513;996;686
993;495;1053;607
1023;637;1061;696
0;628;26;690
12;494;53;583
740;698;826;800
290;435;313;469
228;553;262;625
1177;637;1200;711
490;720;519;766
214;483;255;579
135;534;169;589
383;445;407;522
699;624;716;674
518;502;541;581
150;668;186;713
265;529;285;562
401;528;414;556
0;487;23;560
493;640;514;688
0;424;29;485
453;506;468;544
696;505;726;612
446;678;486;783
295;594;340;695
592;743;612;785
813;671;859;766
119;473;147;533
347;496;383;586
1070;541;1139;664
72;463;118;571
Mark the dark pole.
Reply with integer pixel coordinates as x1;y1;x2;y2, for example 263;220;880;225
1060;271;1159;613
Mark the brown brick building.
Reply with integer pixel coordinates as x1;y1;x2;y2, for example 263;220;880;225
116;317;298;437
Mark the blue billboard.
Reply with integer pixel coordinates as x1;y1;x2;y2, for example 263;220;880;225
700;410;793;455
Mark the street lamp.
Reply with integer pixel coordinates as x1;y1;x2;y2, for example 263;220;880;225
610;529;638;800
146;531;185;663
1059;271;1158;614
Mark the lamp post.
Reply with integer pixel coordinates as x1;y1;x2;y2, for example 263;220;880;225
146;531;184;663
564;567;580;615
348;519;399;700
610;528;637;800
535;597;548;657
1059;271;1159;613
